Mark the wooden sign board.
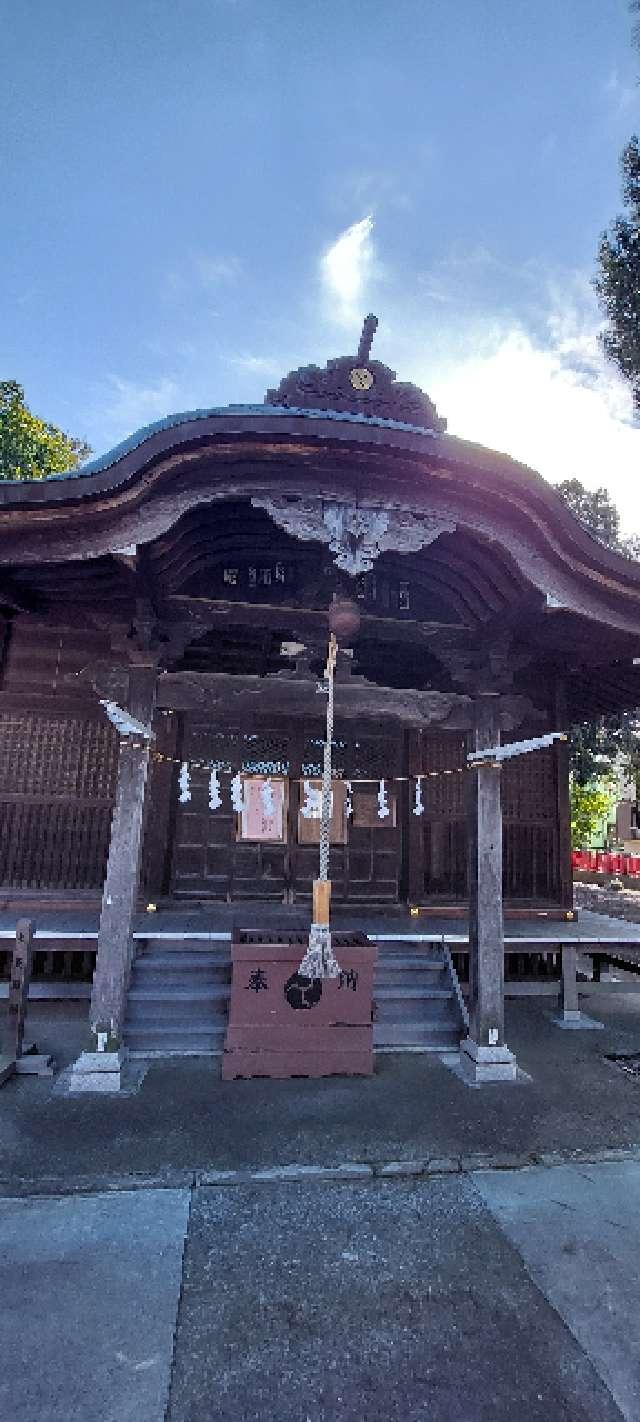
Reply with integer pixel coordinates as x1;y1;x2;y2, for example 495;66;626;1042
297;779;348;845
238;776;287;842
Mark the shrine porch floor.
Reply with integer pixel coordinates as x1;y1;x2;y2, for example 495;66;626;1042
2;900;640;940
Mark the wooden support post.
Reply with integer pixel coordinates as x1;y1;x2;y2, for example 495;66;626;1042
1;920;54;1082
561;944;580;1021
8;918;32;1061
554;681;574;915
88;666;157;1042
551;944;604;1031
461;695;518;1083
140;709;179;902
406;729;423;904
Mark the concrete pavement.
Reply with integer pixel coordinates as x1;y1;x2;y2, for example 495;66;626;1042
3;994;640;1192
476;1160;640;1422
2;1162;639;1421
0;1188;190;1422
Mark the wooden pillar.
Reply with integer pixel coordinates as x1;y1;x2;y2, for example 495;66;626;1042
8;918;33;1060
461;694;517;1083
140;709;179;901
554;680;574;915
406;728;423;904
89;666;157;1040
560;944;580;1021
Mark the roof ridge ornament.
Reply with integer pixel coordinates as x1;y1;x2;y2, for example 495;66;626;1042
357;313;378;363
265;315;446;432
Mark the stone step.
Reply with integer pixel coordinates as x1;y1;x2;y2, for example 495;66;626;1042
126;989;228;1001
374;1020;460;1047
124;1016;226;1034
125;999;227;1021
375;949;443;961
132;972;229;989
130;976;228;994
377;963;447;976
125;1024;225;1056
375;1002;458;1027
135;950;231;965
134;937;229;949
124;1018;224;1040
123;937;465;1057
374;985;454;1001
376;954;446;968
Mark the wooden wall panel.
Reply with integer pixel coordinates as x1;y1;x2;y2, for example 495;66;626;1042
0;711;119;889
0;620;120;892
1;618;113;698
413;731;562;904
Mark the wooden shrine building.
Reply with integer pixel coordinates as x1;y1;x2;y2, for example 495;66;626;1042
2;315;640;1079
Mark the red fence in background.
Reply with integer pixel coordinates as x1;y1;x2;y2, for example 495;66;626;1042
573;850;640;876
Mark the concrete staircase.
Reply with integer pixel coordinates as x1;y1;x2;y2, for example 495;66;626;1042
373;940;466;1053
123;935;465;1058
124;937;231;1057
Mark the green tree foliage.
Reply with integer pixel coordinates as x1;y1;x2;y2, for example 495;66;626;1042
570;781;614;849
571;716;640;788
595;136;640;411
556;478;640;784
555;477;621;547
0;381;91;481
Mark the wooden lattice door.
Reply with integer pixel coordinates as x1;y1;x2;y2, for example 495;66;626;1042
0;711;119;890
408;728;562;906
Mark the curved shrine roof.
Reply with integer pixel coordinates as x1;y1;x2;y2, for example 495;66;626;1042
1;317;640;691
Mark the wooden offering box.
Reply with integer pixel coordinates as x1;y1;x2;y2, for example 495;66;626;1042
222;930;377;1080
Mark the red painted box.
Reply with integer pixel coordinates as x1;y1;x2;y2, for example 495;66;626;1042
222;930;377;1079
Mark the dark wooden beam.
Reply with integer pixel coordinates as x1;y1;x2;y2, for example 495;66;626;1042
158;595;465;653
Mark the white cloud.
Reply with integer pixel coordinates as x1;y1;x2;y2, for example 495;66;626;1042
85;241;640;542
163;251;242;300
421;304;640;535
320;216;374;325
94;374;184;441
603;67;638;117
226;353;283;377
193;254;242;286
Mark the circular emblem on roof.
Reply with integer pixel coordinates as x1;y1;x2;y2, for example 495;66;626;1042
349;366;374;391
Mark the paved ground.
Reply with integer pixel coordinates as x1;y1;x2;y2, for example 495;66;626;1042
2;908;640;1420
476;1160;640;1422
2;1163;639;1421
0;1188;190;1422
2;991;640;1190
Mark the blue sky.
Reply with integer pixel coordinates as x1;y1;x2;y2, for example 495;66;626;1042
2;0;640;528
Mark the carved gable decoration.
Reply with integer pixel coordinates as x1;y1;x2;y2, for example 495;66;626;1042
265;314;447;432
251;496;455;576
